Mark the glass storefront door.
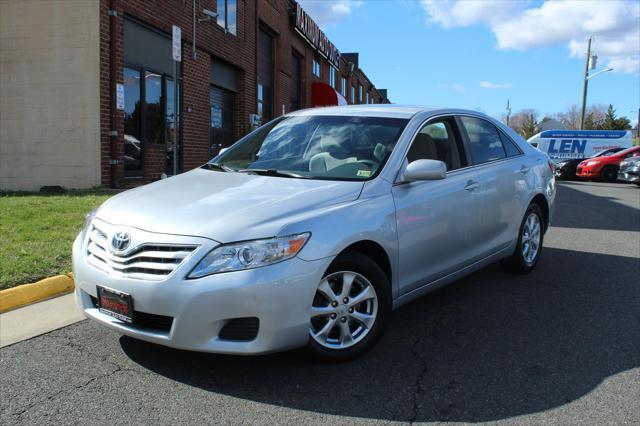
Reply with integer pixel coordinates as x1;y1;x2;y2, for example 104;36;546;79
210;86;235;157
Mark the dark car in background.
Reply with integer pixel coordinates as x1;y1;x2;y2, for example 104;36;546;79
618;156;640;186
554;147;625;180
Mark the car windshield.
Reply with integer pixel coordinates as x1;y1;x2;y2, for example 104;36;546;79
210;115;409;180
593;147;623;157
616;146;639;157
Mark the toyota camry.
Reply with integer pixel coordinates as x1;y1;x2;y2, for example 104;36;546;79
73;105;556;360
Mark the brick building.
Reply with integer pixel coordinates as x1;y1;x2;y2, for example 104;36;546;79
0;0;389;191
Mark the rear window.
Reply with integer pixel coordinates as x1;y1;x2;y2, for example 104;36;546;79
459;116;506;165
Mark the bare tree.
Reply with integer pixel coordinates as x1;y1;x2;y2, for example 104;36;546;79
508;109;540;139
553;105;581;130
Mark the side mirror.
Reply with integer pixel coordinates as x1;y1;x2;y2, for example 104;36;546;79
403;159;447;182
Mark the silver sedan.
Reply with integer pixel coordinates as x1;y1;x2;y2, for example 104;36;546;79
73;105;556;360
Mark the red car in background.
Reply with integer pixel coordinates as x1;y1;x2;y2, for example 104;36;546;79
576;146;640;182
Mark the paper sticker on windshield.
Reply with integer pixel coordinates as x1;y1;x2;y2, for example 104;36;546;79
357;170;372;178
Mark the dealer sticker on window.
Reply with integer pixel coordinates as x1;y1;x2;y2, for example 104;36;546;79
357;170;372;178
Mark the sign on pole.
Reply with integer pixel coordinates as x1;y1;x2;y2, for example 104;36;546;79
116;83;124;110
172;25;182;62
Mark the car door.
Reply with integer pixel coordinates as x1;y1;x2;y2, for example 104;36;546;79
392;116;481;295
457;115;529;258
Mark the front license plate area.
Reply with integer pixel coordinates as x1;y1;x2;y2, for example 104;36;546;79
97;286;133;323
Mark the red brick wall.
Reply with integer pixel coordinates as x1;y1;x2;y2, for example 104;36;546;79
99;0;387;188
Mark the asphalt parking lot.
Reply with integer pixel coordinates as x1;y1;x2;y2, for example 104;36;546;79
1;181;639;425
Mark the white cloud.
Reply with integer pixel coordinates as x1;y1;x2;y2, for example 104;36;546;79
480;81;513;89
440;83;466;94
422;0;524;27
421;0;640;74
297;0;363;29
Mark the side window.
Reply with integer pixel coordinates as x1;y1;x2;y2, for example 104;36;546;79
459;116;506;165
499;130;522;157
406;117;465;171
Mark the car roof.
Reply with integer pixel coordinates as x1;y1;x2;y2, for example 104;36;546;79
287;104;488;120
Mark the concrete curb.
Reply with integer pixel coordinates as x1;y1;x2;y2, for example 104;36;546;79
0;273;75;313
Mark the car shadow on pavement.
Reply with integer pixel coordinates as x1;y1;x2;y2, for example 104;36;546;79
553;183;640;232
120;246;640;422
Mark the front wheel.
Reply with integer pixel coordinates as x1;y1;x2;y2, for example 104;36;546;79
600;166;618;183
307;252;391;361
502;203;544;274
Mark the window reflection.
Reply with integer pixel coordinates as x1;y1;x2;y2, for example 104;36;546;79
227;0;236;35
145;71;162;145
216;0;237;35
124;67;142;176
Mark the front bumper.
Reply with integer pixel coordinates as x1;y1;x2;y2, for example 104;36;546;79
618;170;640;183
73;234;333;354
576;166;599;179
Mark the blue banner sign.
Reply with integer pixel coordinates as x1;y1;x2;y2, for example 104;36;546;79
540;130;627;139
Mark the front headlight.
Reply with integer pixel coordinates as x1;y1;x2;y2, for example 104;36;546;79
80;208;97;240
188;233;311;278
586;161;600;166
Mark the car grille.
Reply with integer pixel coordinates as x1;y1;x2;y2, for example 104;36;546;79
90;296;173;332
86;226;196;280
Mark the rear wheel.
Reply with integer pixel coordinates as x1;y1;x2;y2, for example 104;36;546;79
503;203;544;274
600;166;618;183
307;252;390;361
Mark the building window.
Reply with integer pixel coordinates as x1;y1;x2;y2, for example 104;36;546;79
341;77;347;96
359;85;363;103
290;52;302;111
257;27;273;120
123;67;178;176
329;66;336;88
216;0;237;35
365;92;369;104
123;67;142;176
312;58;320;78
350;86;355;104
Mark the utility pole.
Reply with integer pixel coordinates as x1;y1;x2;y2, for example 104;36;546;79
505;100;512;127
579;37;592;130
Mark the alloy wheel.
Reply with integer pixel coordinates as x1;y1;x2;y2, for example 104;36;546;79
309;271;378;350
521;212;541;265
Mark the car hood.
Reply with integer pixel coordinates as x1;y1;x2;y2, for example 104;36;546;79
96;168;364;242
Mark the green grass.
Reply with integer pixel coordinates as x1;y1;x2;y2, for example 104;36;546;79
0;190;112;290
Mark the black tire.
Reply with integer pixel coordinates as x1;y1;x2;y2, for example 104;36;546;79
502;203;545;274
600;166;618;183
307;251;391;361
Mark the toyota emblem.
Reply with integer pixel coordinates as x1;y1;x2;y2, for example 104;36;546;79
111;232;131;252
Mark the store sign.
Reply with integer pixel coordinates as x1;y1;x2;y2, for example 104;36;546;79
211;106;222;128
294;3;340;68
172;25;181;62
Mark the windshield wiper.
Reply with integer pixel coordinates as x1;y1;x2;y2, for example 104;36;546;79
238;168;310;179
203;162;234;172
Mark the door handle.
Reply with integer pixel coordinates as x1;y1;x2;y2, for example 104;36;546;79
464;180;479;192
519;165;530;174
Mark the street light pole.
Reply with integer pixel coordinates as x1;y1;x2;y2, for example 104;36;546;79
579;37;592;130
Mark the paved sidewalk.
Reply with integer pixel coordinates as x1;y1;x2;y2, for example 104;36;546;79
0;293;85;347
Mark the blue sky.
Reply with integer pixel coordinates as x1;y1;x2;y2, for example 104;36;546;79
299;0;640;125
